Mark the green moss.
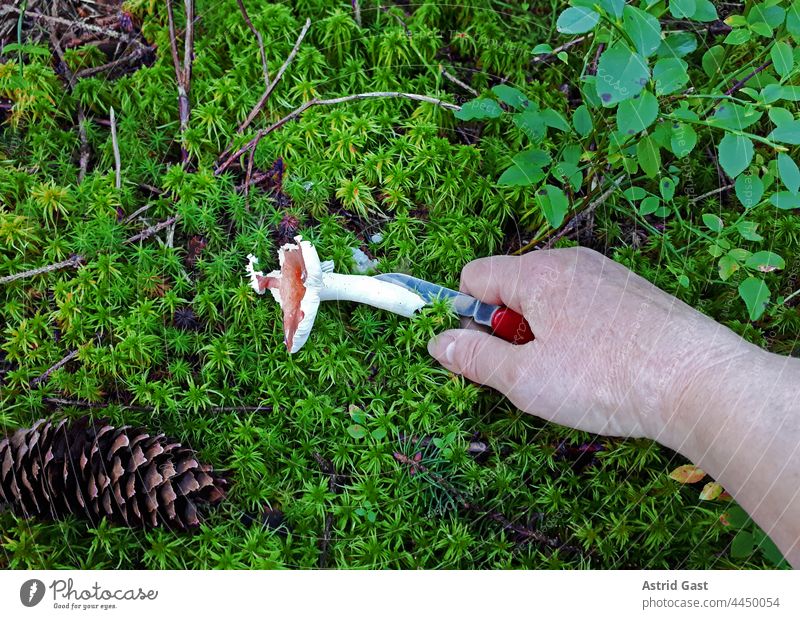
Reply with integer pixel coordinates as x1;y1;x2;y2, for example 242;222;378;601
1;0;796;569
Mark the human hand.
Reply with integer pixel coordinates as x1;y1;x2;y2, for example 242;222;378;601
427;247;749;447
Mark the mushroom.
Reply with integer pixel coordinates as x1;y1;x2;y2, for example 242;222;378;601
247;236;426;353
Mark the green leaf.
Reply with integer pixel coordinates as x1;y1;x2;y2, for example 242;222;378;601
599;0;625;18
492;85;529;110
736;221;763;241
653;57;689;95
724;29;752;45
768;120;800;144
788;1;800;39
692;0;718;22
727;505;752;529
657;32;697;58
347;424;367;439
532;43;553;55
513;108;546;140
572;104;593;137
777;153;800;193
595;43;650;106
770;191;800;209
670;122;697;157
639;195;660;215
770;41;794;80
660;176;676;201
731;530;755;559
734;174;764;208
497;149;551;187
670;0;696;19
718;255;739;280
718;133;754;178
623;5;662;57
711;103;762;131
454;98;503;120
738;276;770;321
745;251;785;273
750;21;774;38
556;7;600;34
702;213;723;232
616;91;658;134
769;107;795;126
759;536;786;566
535;184;570;228
541;108;570;132
370;427;387;440
637;136;660;178
701;45;726;77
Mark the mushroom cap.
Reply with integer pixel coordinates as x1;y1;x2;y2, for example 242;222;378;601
247;236;323;353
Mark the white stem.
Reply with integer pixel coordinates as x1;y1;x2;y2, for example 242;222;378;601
319;273;426;317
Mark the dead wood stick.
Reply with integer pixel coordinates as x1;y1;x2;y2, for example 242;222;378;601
124;215;179;244
440;65;477;96
31;349;80;387
236;0;270;89
110;106;121;189
231;18;311;139
2;6;149;50
217;91;459;174
166;0;195;164
0;255;85;285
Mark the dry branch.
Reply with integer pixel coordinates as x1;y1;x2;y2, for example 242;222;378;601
110;106;121;189
217;92;460;174
166;0;195;164
236;0;270;89
124;216;179;245
0;255;85;286
31;349;79;387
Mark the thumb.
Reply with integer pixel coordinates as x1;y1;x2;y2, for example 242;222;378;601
428;329;521;394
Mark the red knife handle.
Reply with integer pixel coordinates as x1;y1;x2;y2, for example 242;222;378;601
490;307;535;345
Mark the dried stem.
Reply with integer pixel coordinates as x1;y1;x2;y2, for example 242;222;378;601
1;5;149;50
236;0;270;89
217;91;459;174
313;452;344;568
166;0;195;164
74;48;149;79
42;396;273;413
0;255;85;286
230;18;311;140
440;65;477;96
352;0;362;27
532;34;592;64
124;216;179;245
690;183;735;204
109;106;121;189
31;349;79;387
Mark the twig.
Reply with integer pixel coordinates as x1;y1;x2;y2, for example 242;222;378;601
689;183;734;204
440;65;477;96
217;91;459;174
532;34;591;64
1;6;149;50
236;0;269;89
121;202;157;224
48;27;90;182
515;175;624;255
715;60;772;109
124;216;179;244
31;349;79;387
74;48;148;79
313;452;344;568
393;451;580;555
352;0;362;27
166;0;195;164
110;106;121;189
0;254;85;285
229;18;311;139
77;107;89;181
42;396;273;413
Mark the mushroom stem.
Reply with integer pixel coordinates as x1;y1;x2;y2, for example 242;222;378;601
318;273;426;317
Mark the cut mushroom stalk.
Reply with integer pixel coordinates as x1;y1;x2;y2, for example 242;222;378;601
247;236;426;353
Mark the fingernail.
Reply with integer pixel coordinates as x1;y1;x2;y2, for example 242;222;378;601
428;333;456;366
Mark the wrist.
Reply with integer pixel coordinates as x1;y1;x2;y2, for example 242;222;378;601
658;331;769;459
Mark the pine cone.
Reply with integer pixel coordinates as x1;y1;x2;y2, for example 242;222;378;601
0;417;227;530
